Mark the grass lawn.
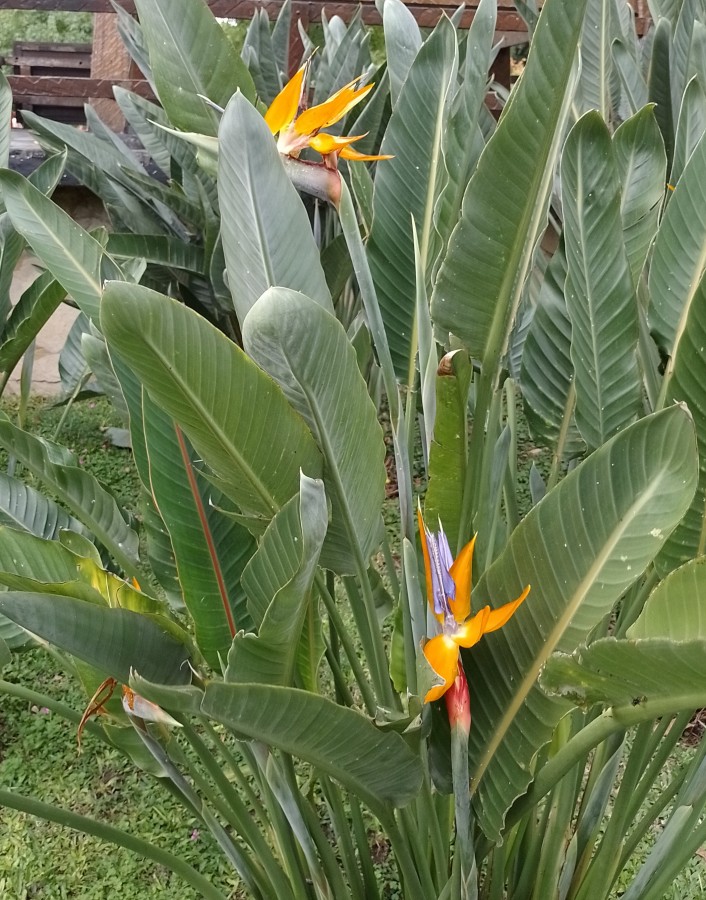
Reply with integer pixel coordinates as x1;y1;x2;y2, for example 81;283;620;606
0;397;705;898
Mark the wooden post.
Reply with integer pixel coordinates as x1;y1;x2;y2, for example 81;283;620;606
90;13;136;130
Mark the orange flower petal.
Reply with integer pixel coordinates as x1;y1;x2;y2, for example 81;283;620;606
423;634;460;703
448;534;476;622
308;132;366;154
265;63;307;135
483;584;530;633
455;606;491;649
295;81;373;134
338;146;394;162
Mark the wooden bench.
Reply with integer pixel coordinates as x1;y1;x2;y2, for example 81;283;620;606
4;0;653;132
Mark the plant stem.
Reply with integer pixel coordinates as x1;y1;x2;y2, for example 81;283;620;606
0;788;227;900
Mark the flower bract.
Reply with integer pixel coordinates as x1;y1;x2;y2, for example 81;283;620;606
418;509;530;703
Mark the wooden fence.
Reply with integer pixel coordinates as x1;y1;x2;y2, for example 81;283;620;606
4;1;654;130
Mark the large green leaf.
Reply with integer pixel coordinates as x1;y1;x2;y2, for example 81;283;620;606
218;93;332;325
240;9;283;107
562;111;641;450
0;272;66;377
670;76;706;187
423;350;472;553
541;638;706;709
106;234;206;274
381;0;422;107
0;170;121;325
648;17;674;171
430;0;587;361
201;682;422;808
0;72;11;170
0;593;190;686
434;0;496;261
628;557;706;640
142;392;256;668
0;472;86;540
367;18;458;382
21;112;165;236
227;473;327;686
133;0;255;136
520;243;584;457
656;270;706;574
576;0;615;119
649;127;706;355
0;414;139;574
243;288;385;573
101;282;323;520
613;106;667;288
463;405;697;841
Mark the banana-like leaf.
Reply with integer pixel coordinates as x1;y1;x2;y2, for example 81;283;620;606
227;473;327;686
671;0;700;118
648;17;674;170
241;10;282;106
628;557;706;640
106;234;206;274
218;93;332;325
0;72;11;170
143;392;255;668
0;593;191;685
613;106;667;288
0;272;66;377
656;270;706;574
541;638;706;710
140;491;183;612
612;39;648;115
21;112;165;236
243;287;385;573
562;111;641;450
671;75;706;187
423;350;472;554
382;0;422;107
434;0;496;265
0;471;86;540
520;242;584;457
430;0;587;359
133;0;255;135
81;334;128;420
576;0;615;119
464;404;697;841
0;414;139;574
201;682;422;808
0;634;10;666
649;127;706;354
0;171;121;325
367;18;458;382
101;282;323;520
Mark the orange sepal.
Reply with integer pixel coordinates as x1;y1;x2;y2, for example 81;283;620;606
483;584;530;633
455;605;491;649
448;534;476;622
295;80;373;134
339;145;395;162
423;634;460;703
308;132;366;154
265;63;307;135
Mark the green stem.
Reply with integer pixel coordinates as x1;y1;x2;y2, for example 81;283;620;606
180;723;292;900
320;773;366;900
316;573;376;715
0;788;227;900
349;794;381;900
458;366;492;552
201;721;269;823
343;575;396;710
547;379;577;491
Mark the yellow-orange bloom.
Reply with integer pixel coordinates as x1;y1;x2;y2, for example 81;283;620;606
418;509;530;703
264;61;392;166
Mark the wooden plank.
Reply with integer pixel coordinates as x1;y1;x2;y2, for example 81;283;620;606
10;52;92;70
0;0;652;33
8;75;155;100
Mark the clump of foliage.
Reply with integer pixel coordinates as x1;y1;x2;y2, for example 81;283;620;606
1;0;706;898
0;11;93;60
